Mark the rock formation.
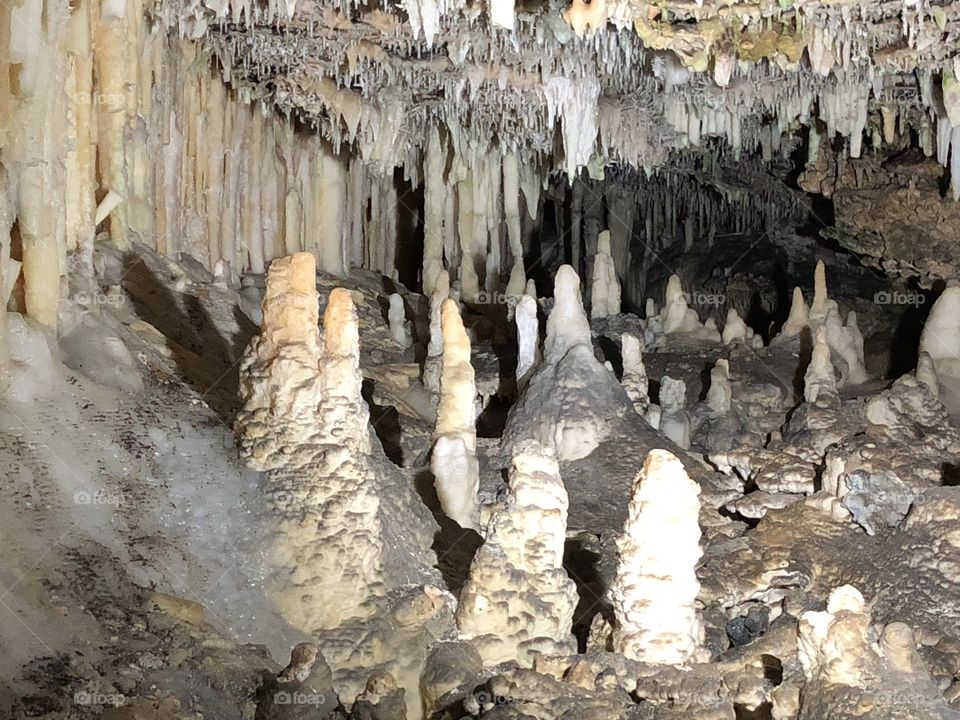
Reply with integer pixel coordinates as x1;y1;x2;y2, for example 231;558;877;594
610;449;708;665
432;298;480;531
590;230;620;320
620;332;649;416
387;292;412;348
455;441;578;666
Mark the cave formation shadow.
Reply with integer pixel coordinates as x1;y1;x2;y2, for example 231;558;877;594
362;379;406;467
413;467;483;594
121;252;256;424
883;280;939;379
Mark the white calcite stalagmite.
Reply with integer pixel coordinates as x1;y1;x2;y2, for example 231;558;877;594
544;265;593;364
919;285;960;418
620;333;650;416
388;292;413;349
455;440;578;666
610;450;707;665
662;275;695;335
432;298;480;531
515;294;540;389
804;327;838;404
590;230;621;320
722;308;748;346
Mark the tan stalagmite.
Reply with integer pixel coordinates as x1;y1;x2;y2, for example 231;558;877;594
236;253;324;469
319;287;371;448
236;256;385;632
610;449;708;665
431;298;480;530
455;440;578;666
804;326;837;403
591;230;621;320
780;287;810;338
809;259;833;324
722;308;748;345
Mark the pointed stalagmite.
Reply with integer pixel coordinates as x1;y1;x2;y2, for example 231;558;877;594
610;450;707;665
781;287;810;338
544;265;593;363
432;299;480;530
455;440;578;666
722;308;748;345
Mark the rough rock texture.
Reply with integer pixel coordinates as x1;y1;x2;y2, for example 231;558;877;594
455;440;578;667
797;585;960;720
610;450;708;666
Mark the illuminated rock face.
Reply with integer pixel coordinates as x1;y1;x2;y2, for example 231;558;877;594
610;449;707;666
920;286;960;419
455;440;578;667
237;255;436;635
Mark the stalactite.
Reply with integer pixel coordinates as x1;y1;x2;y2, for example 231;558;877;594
422;125;447;296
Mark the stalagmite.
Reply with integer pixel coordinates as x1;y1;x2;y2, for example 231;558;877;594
722;308;748;345
659;376;690;449
804;327;837;403
916;351;939;397
503;154;526;297
662;275;693;334
236;253;324;466
620;333;650;416
455;440;578;666
432;299;480;531
918;285;960;417
388;293;413;349
610;450;707;665
808;260;837;326
590;230;620;320
422;126;447;297
423;269;450;395
515;295;539;389
780;287;810;339
544;265;593;364
705;359;731;414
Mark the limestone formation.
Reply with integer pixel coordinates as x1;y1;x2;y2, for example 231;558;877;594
658;376;691;449
590;230;620;320
620;333;649;416
919;285;960;418
388;292;413;349
422;269;451;395
705;359;732;415
804;327;837;404
610;450;708;665
432;298;480;531
515;294;539;390
455;441;578;666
